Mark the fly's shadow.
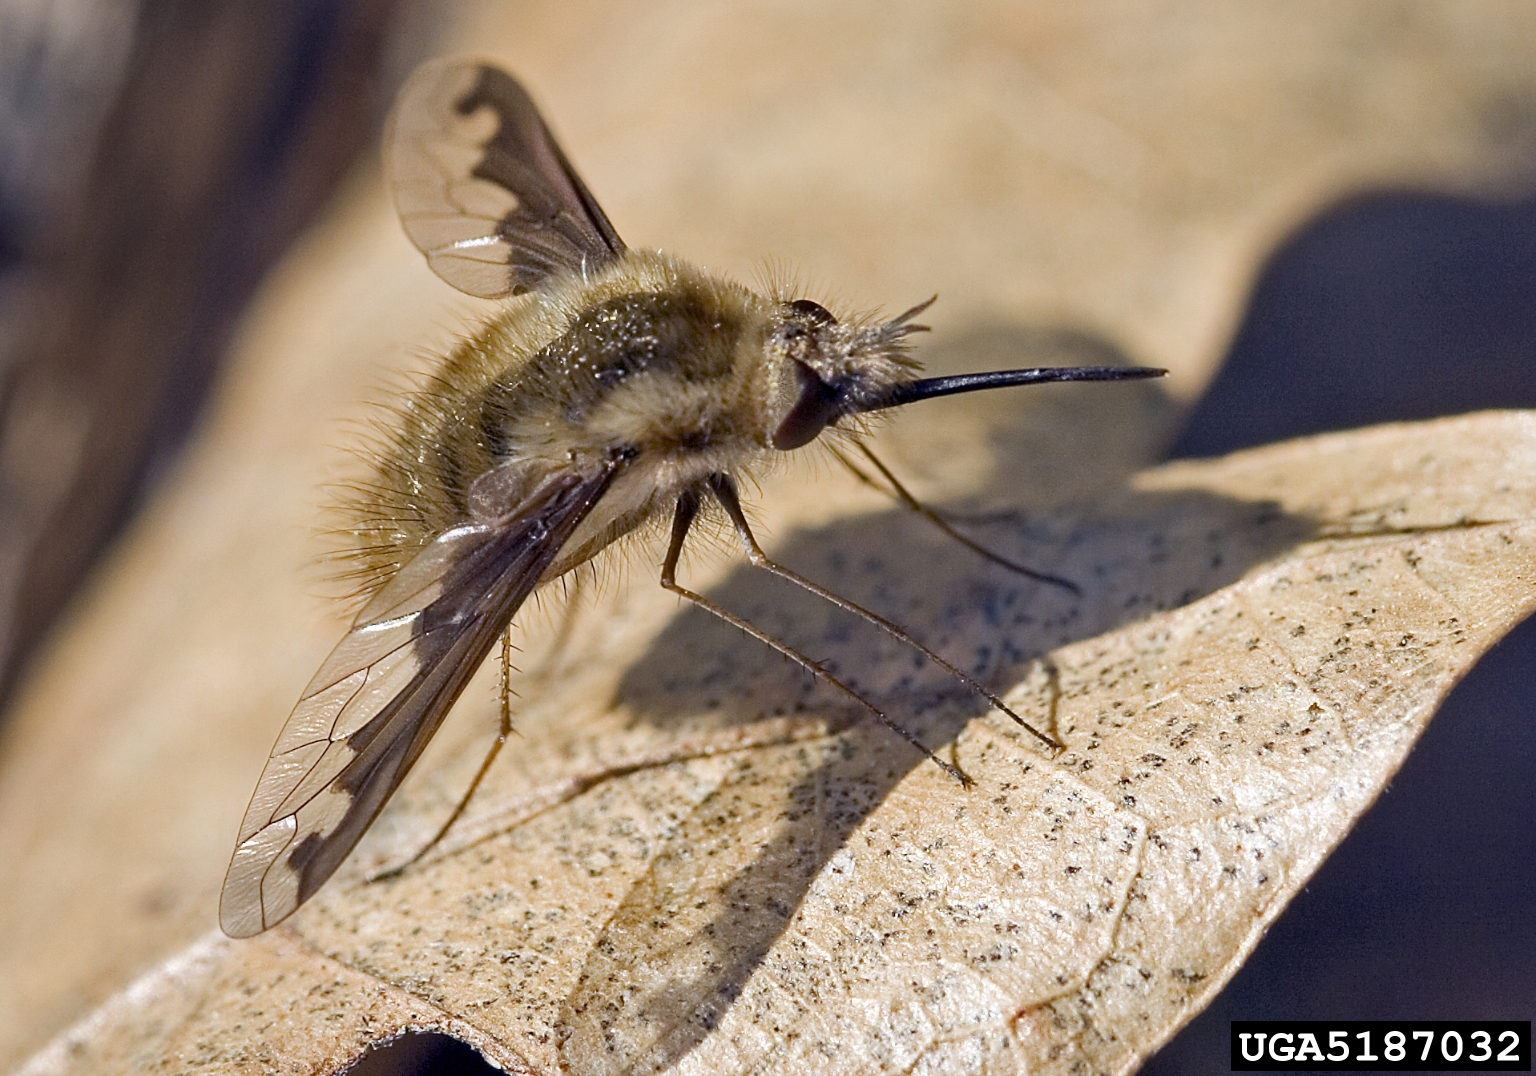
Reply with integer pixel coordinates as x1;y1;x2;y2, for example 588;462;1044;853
566;327;1314;1074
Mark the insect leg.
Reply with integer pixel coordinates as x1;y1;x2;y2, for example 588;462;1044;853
830;441;1079;594
371;628;518;882
524;568;583;688
660;489;973;786
706;473;1063;755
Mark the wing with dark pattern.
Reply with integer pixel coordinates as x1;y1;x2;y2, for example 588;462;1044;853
386;58;625;298
220;455;625;936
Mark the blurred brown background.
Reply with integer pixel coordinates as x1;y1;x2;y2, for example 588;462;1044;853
0;0;434;708
1;3;1533;1073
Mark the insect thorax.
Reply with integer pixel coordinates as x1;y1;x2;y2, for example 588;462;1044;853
339;253;786;598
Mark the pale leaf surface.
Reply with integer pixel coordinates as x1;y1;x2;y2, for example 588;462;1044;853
18;412;1536;1075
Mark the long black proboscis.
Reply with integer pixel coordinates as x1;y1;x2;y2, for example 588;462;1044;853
867;365;1167;412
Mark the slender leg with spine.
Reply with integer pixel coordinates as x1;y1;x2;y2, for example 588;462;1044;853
706;473;1062;754
831;441;1080;594
371;628;518;880
661;488;975;785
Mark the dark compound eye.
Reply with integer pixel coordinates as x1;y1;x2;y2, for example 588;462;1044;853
787;298;836;325
771;361;840;450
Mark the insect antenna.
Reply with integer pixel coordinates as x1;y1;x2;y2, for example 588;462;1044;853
661;486;978;785
829;441;1080;594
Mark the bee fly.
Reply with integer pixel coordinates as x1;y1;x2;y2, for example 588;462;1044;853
218;58;1165;937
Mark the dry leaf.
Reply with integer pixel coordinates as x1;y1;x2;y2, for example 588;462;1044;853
5;2;1536;1073
17;411;1536;1075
